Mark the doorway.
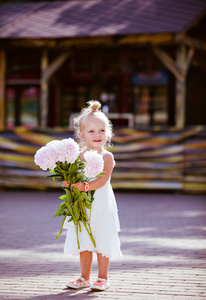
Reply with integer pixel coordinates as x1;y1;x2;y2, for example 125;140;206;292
5;85;40;129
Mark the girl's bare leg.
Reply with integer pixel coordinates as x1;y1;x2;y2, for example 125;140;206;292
97;253;110;280
80;251;93;281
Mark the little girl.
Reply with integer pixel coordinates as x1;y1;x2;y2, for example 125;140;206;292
63;100;122;291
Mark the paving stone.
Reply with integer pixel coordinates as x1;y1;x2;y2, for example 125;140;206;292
0;191;206;299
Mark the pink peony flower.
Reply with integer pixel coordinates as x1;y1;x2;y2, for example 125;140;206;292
84;150;104;178
46;140;60;148
46;138;79;164
34;139;98;249
34;145;58;170
62;138;79;163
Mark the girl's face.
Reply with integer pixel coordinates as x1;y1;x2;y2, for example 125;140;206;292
80;117;107;152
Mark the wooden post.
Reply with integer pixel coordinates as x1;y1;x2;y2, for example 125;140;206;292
175;46;194;129
40;49;48;128
175;46;186;129
0;50;6;130
40;50;70;129
153;46;194;129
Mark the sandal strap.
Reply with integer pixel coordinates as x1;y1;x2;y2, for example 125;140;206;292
78;276;88;284
97;278;108;283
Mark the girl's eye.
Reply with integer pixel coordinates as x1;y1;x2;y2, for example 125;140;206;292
100;129;105;132
89;130;94;133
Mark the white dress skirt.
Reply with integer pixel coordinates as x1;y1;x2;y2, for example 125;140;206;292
63;152;122;259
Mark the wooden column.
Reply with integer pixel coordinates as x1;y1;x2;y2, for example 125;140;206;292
40;49;48;128
175;46;186;129
40;50;70;129
0;50;6;130
153;46;194;129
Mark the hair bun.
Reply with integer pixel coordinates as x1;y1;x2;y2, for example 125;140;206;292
88;100;101;112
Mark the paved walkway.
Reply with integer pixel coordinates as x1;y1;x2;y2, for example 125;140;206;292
0;191;206;299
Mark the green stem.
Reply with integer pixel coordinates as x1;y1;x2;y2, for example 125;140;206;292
65;199;75;220
55;164;95;249
81;219;96;248
55;216;66;240
56;164;63;175
79;202;96;248
75;222;80;249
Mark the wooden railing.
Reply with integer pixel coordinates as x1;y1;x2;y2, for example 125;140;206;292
0;126;206;193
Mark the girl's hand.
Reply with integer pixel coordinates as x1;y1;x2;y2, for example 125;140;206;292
71;182;85;192
63;180;70;188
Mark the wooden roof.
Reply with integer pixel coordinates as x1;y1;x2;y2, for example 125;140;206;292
0;0;206;40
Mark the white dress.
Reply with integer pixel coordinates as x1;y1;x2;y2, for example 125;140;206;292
63;150;122;259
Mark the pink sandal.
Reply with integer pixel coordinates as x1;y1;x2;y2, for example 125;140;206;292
90;278;110;291
66;276;91;289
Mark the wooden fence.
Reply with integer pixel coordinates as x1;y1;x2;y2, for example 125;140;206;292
0;126;206;193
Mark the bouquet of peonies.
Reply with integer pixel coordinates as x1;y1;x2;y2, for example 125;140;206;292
34;138;104;249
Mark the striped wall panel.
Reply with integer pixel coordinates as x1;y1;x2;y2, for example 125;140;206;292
0;126;206;193
111;128;184;191
183;127;206;193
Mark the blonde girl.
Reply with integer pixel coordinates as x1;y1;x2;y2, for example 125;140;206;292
63;100;122;291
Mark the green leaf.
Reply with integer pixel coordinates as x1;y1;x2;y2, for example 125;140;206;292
73;200;81;220
69;163;75;174
73;187;80;196
76;174;83;182
78;192;86;201
63;208;70;215
54;207;64;217
85;202;91;209
66;189;72;204
45;174;57;178
65;202;73;216
59;195;67;200
67;216;73;222
85;194;92;202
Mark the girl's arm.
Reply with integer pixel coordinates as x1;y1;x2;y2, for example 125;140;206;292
70;152;114;192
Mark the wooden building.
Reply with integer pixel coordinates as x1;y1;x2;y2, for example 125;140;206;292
0;0;206;192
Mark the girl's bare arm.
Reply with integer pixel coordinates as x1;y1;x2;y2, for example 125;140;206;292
69;152;114;192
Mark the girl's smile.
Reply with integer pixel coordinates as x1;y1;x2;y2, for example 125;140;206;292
80;117;107;152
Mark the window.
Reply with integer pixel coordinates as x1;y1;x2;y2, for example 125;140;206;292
132;70;168;127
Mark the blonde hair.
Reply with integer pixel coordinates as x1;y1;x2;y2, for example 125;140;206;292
74;100;113;146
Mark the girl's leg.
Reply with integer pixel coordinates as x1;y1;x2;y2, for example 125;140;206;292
66;251;92;289
97;253;110;280
80;250;93;280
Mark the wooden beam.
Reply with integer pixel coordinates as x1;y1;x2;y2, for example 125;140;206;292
42;51;70;82
58;36;113;47
184;47;194;76
153;47;184;81
118;33;172;45
0;50;6;130
154;46;194;80
175;35;206;52
10;36;113;48
11;39;56;48
153;46;194;129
